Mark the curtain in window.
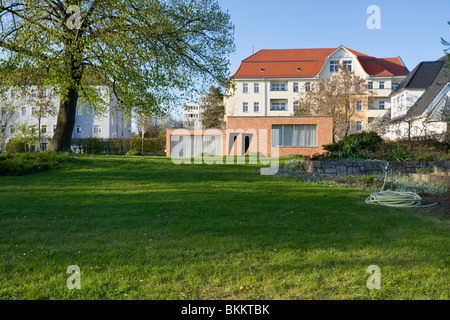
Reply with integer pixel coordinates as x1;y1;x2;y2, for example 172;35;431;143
272;125;317;147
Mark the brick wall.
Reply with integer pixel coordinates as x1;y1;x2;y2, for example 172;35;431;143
226;116;333;157
166;116;334;157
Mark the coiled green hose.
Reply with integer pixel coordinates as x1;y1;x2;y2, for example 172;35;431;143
365;172;437;208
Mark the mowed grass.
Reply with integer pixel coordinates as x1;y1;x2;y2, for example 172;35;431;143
0;155;448;300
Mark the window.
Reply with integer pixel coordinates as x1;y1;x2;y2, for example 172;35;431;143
305;82;311;92
41;125;47;133
254;83;259;93
93;125;102;134
53;125;57;133
22;107;27;116
243;83;249;93
293;83;299;93
1;125;4;133
53;90;58;98
368;81;373;89
330;60;339;72
356;121;363;132
31;90;36;98
272;125;317;147
392;82;399;90
271;83;287;91
356;101;363;111
346;121;352;132
293;101;299;111
379;81;385;89
243;102;248;113
31;107;36;115
347;103;351;111
76;125;82;134
379;101;385;109
10;90;15;99
343;60;352;71
10;125;14;134
368;101;374;109
42;90;47;98
253;102;259;112
270;101;287;111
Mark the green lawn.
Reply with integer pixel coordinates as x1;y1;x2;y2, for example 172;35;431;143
0;155;448;300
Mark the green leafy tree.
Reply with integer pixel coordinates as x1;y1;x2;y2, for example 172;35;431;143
0;0;235;151
202;86;225;128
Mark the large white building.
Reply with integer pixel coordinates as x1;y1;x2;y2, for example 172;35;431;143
225;45;409;135
0;85;131;151
384;57;449;140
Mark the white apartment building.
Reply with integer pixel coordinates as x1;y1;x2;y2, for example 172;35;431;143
225;46;409;133
182;94;207;128
0;85;132;151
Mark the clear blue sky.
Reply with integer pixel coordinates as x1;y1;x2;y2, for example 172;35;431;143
217;0;450;75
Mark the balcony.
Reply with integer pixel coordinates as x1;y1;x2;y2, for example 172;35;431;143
368;108;389;118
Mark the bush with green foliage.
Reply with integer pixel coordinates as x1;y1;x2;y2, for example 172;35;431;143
385;145;413;162
323;131;383;160
0;152;69;176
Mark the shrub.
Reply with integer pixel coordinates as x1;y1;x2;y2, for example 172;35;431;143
323;131;383;160
0;152;68;176
125;149;142;156
386;145;413;162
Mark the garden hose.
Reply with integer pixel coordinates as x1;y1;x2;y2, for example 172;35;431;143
365;171;437;208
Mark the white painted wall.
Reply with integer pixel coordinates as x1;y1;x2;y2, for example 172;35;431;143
1;85;132;143
390;89;425;120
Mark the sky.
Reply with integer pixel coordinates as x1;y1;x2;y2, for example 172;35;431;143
216;0;450;76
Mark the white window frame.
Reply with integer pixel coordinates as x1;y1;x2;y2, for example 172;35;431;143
270;83;287;92
243;83;249;93
253;102;259;112
93;125;102;134
379;81;385;89
243;102;248;113
293;83;299;93
305;82;311;92
356;101;363;111
330;60;339;72
270;101;287;111
356;121;363;132
379;101;385;110
254;83;260;93
343;60;352;72
368;81;373;90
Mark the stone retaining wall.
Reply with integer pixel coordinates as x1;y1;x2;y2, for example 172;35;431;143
303;160;450;176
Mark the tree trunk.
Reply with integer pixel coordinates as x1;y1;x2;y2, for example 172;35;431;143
48;87;79;152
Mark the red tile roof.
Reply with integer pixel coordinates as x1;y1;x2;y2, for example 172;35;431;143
233;46;408;79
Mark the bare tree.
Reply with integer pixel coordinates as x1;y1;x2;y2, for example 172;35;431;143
28;87;55;151
294;64;373;141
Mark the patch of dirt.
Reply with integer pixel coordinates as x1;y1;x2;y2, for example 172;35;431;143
420;193;450;216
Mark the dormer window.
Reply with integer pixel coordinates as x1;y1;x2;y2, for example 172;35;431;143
297;67;301;72
260;68;265;72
